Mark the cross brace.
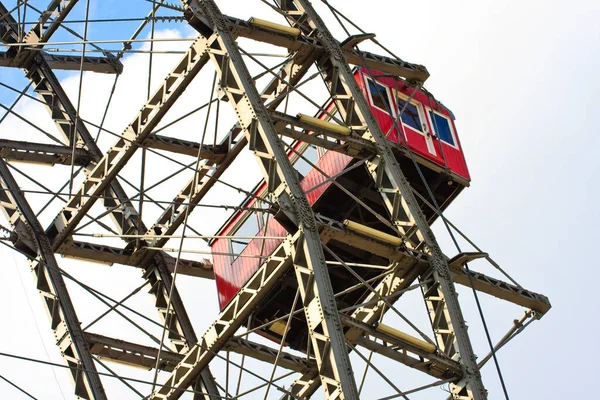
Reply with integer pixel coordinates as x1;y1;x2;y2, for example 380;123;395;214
150;236;295;399
186;7;429;83
0;156;107;399
0;51;123;74
86;333;315;374
44;36;211;249
0;3;221;397
0;139;91;166
286;247;425;398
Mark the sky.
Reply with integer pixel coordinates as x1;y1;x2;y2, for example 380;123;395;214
0;0;599;399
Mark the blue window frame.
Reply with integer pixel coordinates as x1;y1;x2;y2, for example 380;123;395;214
397;98;423;132
429;111;455;146
366;78;392;113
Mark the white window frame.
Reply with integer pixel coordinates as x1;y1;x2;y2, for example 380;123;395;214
427;108;459;150
364;75;393;115
396;92;436;155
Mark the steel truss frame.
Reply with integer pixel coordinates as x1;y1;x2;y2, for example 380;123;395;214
0;2;221;398
0;1;550;399
0;154;107;399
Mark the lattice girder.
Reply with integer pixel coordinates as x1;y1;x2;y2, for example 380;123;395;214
157;2;361;398
0;3;221;398
150;235;296;399
0;157;107;400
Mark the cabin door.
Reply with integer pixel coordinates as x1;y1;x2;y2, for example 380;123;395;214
395;95;438;158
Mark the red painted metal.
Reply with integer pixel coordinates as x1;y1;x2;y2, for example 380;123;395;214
211;69;470;309
357;68;470;181
212;149;353;309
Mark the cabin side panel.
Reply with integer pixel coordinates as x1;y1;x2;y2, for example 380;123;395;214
444;119;470;180
212;238;237;309
300;151;353;203
212;150;354;309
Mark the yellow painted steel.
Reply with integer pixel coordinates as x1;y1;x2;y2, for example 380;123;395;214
376;323;437;354
61;254;114;266
248;17;301;37
96;356;153;371
297;113;352;136
343;219;402;246
268;320;288;336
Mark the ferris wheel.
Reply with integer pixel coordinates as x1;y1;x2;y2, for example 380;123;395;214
0;1;551;399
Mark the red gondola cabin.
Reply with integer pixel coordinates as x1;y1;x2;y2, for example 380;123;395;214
209;67;470;349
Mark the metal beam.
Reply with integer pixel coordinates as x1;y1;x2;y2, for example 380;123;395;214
145;135;228;161
323;224;551;315
0;156;107;400
1;0;79;69
58;240;215;279
87;332;316;375
150;235;296;399
224;337;316;374
340;315;461;380
87;333;182;372
0;51;123;74
0;5;221;397
321;223;426;263
0;139;91;166
355;336;455;380
186;9;429;83
23;0;78;47
447;253;551;316
45;36;211;249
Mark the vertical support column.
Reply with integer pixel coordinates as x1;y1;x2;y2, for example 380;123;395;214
0;157;107;400
177;2;360;399
149;253;221;399
420;268;474;399
365;159;483;400
287;256;423;398
151;238;297;399
283;1;487;398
